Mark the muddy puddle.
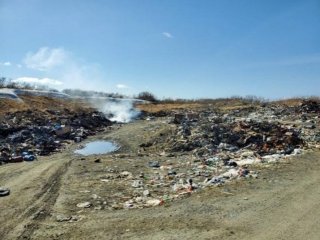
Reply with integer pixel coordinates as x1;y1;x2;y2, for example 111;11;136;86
74;141;119;156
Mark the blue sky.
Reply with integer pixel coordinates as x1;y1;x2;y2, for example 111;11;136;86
0;0;319;99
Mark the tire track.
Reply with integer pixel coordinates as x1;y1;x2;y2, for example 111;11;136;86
1;159;72;240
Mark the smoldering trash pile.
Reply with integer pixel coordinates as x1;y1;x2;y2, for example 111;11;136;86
81;100;319;210
142;100;319;156
1;99;319;210
0;109;112;164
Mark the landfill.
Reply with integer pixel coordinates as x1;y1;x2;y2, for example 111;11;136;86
0;109;112;164
67;99;320;210
1;99;319;211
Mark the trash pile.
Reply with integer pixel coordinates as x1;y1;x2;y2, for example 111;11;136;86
75;153;262;211
142;100;320;159
2;99;319;208
298;100;320;114
0;109;112;164
95;100;319;210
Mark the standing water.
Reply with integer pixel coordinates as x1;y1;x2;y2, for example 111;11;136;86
74;141;119;156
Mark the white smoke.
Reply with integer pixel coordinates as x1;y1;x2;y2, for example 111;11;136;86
90;98;141;123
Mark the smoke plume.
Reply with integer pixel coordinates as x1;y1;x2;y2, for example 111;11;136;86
90;98;141;123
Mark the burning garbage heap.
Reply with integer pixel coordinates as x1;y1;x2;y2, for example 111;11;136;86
116;100;319;208
298;100;320;114
168;118;304;157
55;100;319;211
0;109;112;164
153;100;320;159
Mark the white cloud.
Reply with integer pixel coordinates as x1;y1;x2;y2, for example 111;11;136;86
12;77;63;86
0;61;12;66
21;47;106;91
116;84;129;89
24;47;67;71
162;32;173;38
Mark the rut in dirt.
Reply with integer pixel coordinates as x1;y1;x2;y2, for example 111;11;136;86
2;160;72;240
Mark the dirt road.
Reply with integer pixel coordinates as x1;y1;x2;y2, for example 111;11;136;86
0;153;71;239
0;120;319;239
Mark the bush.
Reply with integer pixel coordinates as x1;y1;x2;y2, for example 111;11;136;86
0;77;6;88
137;91;158;102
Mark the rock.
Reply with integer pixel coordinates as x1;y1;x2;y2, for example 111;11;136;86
76;202;92;208
94;159;101;163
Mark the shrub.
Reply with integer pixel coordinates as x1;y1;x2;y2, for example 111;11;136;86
137;91;158;102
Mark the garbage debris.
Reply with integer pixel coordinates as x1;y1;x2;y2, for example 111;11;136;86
0;109;113;164
76;202;92;208
148;161;160;168
0;187;10;197
90;100;318;210
1;98;319;211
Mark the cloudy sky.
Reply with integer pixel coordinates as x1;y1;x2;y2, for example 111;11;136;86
0;0;319;99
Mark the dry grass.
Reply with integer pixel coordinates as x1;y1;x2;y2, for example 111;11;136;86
136;98;257;113
2;95;318;116
138;97;320;113
0;96;92;115
136;102;203;113
272;97;320;107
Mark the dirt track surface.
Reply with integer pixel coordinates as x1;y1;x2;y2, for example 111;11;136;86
1;120;320;240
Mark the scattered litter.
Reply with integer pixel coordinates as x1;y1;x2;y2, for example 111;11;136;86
148;161;160;168
0;187;10;197
76;202;92;208
0;109;112;164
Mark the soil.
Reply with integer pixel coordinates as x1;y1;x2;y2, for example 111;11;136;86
1;118;319;240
